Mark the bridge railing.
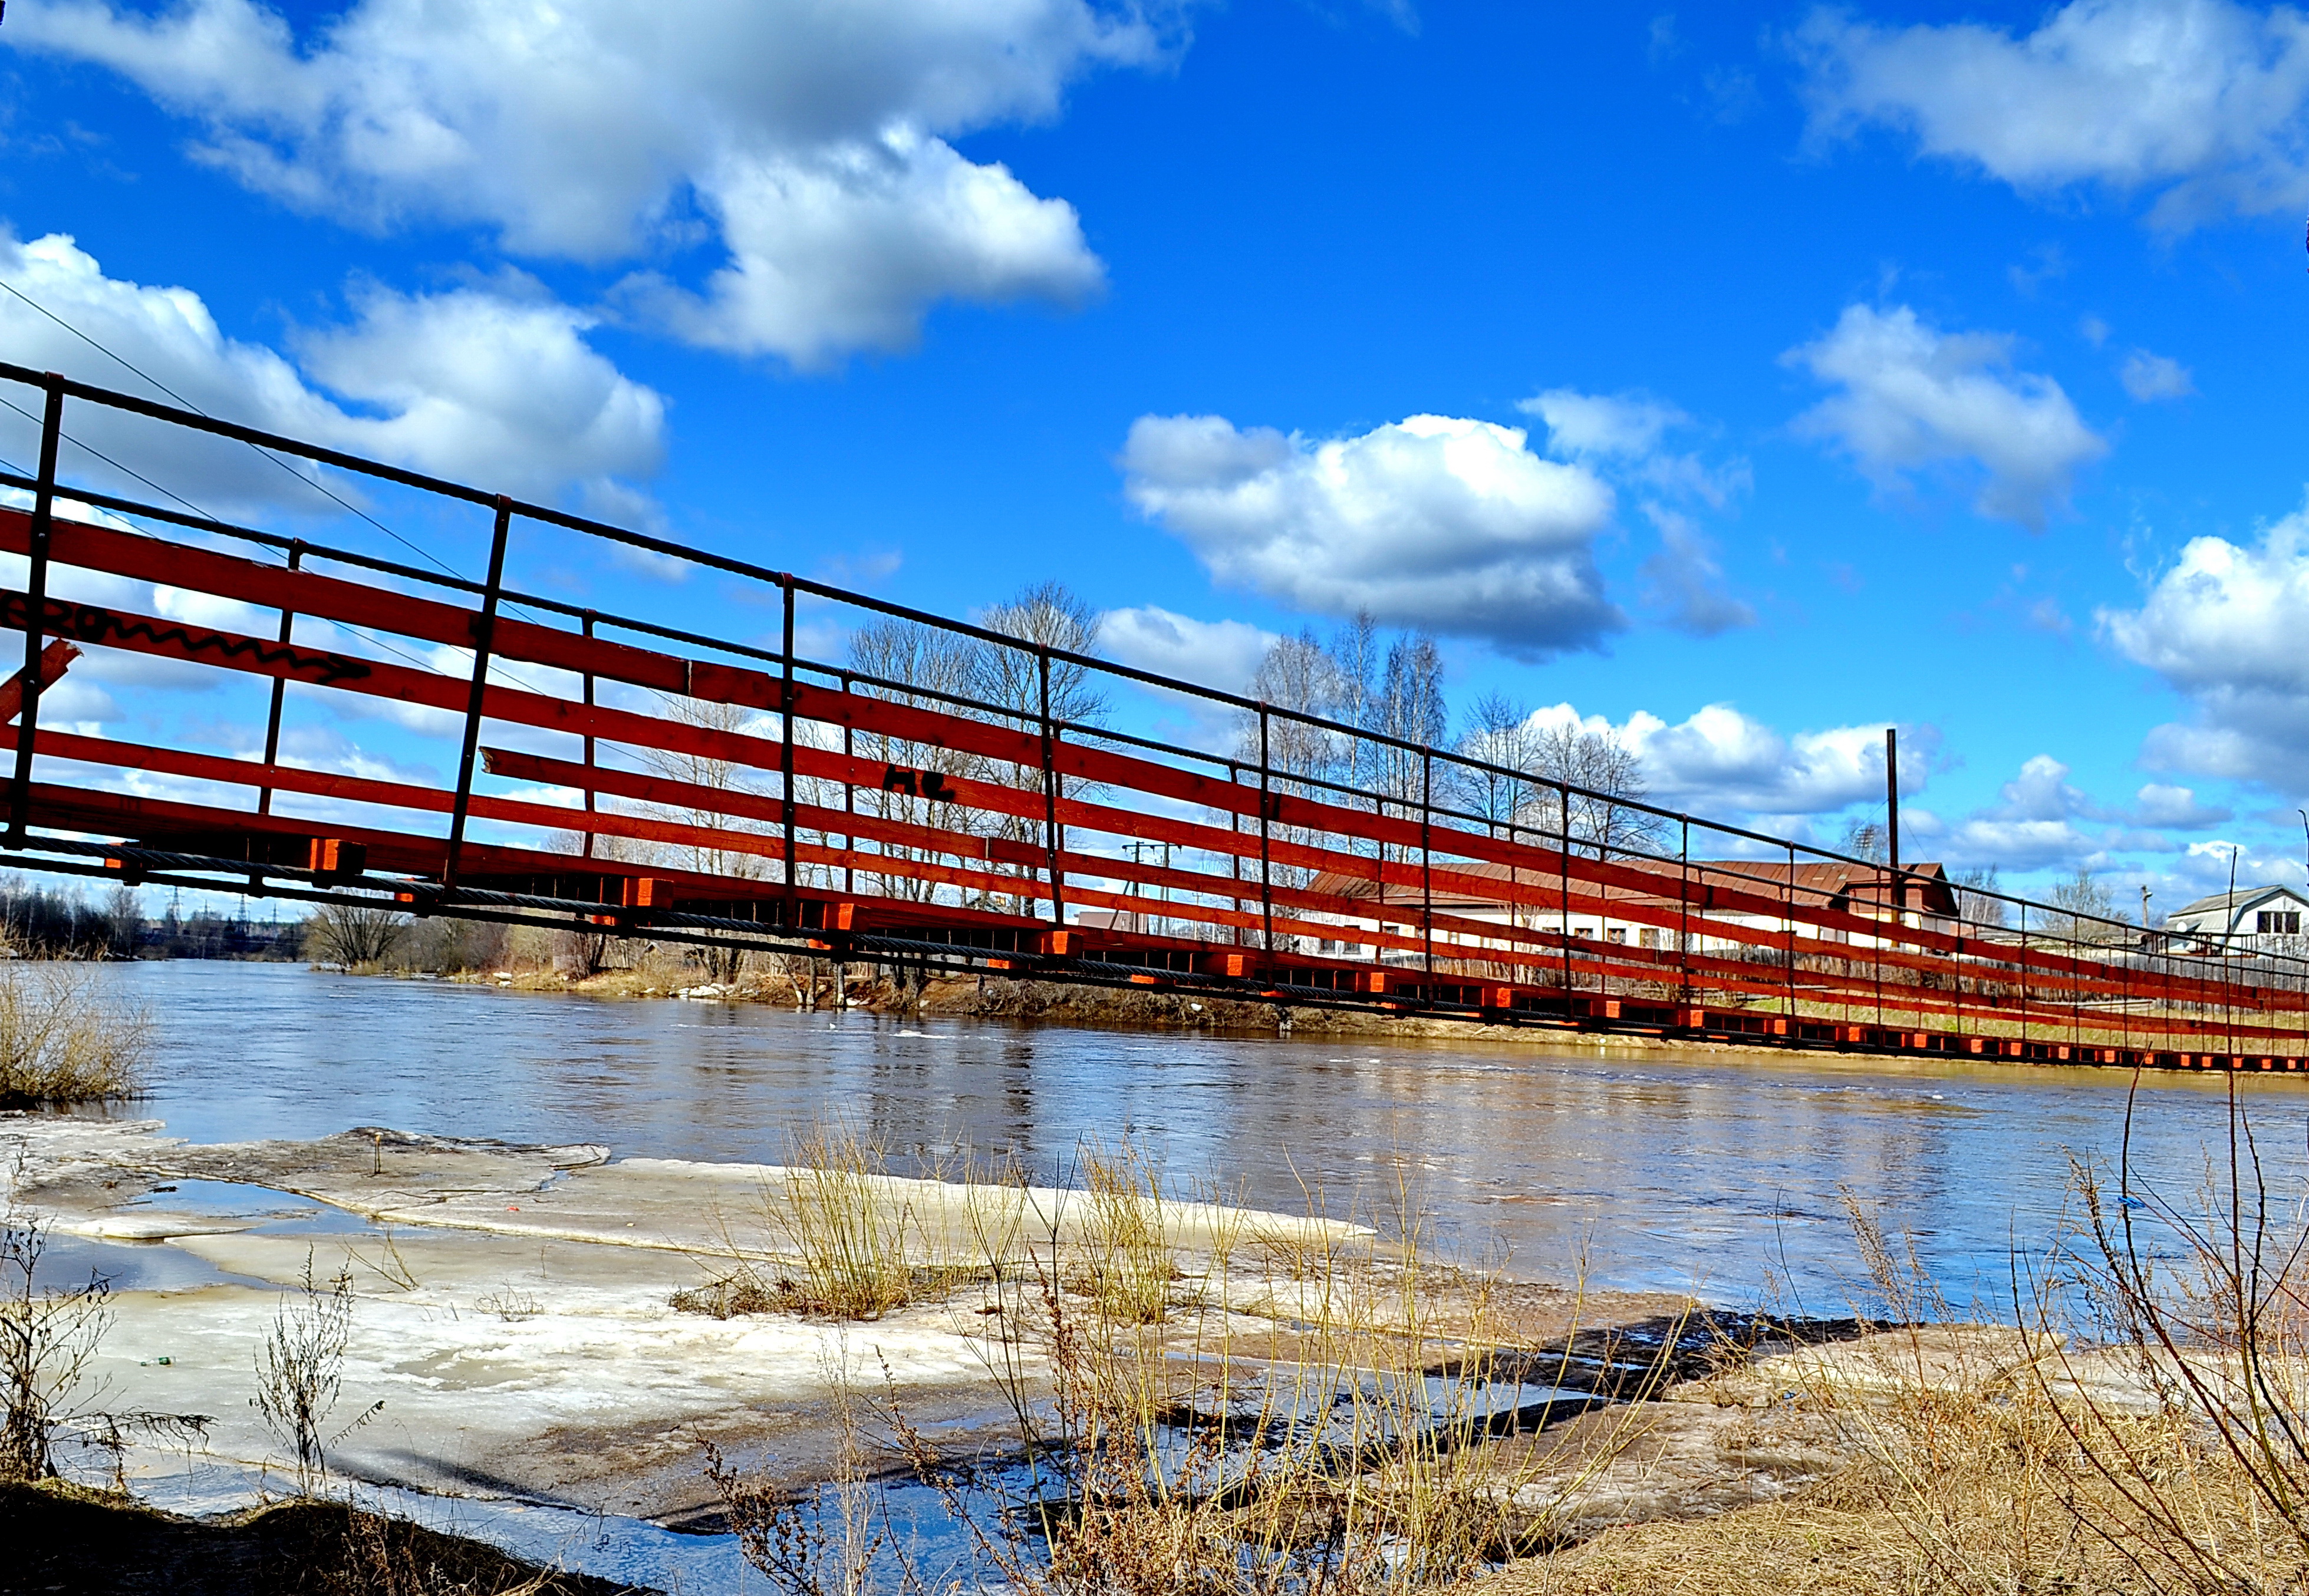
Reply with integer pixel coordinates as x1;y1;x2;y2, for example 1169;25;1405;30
0;361;2302;1064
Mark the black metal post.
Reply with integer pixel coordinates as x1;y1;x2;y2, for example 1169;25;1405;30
8;375;64;843
780;578;797;920
841;671;855;898
1784;840;1797;1032
257;542;304;817
1039;651;1063;925
1559;780;1572;1005
1257;707;1274;955
581;611;597;860
1421;748;1434;979
443;495;512;888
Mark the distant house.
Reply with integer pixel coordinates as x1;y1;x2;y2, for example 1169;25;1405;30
1302;857;1959;963
2163;885;2309;952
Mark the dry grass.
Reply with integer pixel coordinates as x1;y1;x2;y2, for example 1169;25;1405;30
0;961;148;1106
700;1149;1682;1596
1485;1123;2309;1596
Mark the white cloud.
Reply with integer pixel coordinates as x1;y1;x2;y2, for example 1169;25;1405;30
1793;0;2309;227
1120;413;1622;656
2134;781;2230;825
1520;387;1747;507
0;233;663;512
625;130;1102;367
1521;387;1756;636
1524;700;1929;817
1638;506;1757;638
2100;498;2309;792
9;0;1157;365
1787;304;2107;528
1098;606;1277;697
2120;347;2197;400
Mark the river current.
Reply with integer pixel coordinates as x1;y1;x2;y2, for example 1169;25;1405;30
58;961;2309;1311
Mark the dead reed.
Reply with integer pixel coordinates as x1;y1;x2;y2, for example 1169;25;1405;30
0;961;149;1107
707;1143;1680;1595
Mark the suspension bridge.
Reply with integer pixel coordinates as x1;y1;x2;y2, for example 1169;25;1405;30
1;362;2303;1071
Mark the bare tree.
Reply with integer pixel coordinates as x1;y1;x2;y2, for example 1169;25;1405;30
1955;865;2007;928
633;694;775;883
2047;866;2120;942
975;581;1108;729
1459;691;1542;834
849;616;990;907
1839;817;1889;863
1239;629;1340;786
1521;721;1664;859
1329;609;1381;796
305;905;404;969
971;583;1106;917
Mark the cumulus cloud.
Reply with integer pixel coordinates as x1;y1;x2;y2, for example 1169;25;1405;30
1524;700;1931;818
1787;304;2107;528
2120;348;2197;400
1638;507;1757;637
1521;387;1756;636
0;233;663;511
1098;606;1277;697
8;0;1156;364
2100;498;2309;792
1521;387;1747;507
1119;413;1622;657
1793;0;2309;227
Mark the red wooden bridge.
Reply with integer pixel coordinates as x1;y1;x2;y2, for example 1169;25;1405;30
2;362;2304;1070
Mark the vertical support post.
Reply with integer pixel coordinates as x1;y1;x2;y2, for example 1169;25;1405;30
1421;748;1434;980
581;611;597;860
444;496;512;889
1784;841;1797;1034
781;578;798;923
1678;816;1691;1004
8;375;64;845
841;672;855;898
1039;651;1064;926
1558;780;1572;1006
257;542;305;817
1257;707;1274;957
2019;899;2030;1053
1885;725;1901;929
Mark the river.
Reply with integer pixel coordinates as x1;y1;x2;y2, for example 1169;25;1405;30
58;960;2309;1314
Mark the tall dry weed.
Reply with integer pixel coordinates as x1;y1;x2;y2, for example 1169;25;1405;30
0;962;148;1106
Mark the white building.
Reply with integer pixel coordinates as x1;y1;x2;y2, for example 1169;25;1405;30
2164;885;2309;951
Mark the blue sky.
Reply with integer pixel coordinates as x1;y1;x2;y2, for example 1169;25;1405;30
1;0;2306;912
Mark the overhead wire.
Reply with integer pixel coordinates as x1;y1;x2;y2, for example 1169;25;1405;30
0;280;559;693
0;275;472;587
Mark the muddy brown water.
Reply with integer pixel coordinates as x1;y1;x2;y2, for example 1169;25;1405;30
50;961;2309;1310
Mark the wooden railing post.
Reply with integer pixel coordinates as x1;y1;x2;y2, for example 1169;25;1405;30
8;374;64;844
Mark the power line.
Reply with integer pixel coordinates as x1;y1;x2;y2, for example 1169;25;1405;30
0;278;559;693
0;274;469;585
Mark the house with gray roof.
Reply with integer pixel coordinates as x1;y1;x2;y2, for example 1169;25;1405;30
2163;885;2309;951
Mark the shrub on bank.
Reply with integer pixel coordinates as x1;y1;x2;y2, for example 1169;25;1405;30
0;962;148;1107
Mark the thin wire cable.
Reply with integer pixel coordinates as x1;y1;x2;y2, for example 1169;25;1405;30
0;274;470;585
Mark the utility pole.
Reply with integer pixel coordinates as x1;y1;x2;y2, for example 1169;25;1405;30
1885;726;1900;922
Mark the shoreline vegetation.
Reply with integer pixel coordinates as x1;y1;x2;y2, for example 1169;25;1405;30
8;1100;2309;1592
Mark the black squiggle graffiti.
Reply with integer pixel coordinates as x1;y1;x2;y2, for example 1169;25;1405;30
1;592;376;686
